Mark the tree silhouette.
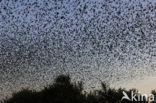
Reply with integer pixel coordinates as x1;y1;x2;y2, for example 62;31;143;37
40;75;86;103
1;75;150;103
3;89;39;103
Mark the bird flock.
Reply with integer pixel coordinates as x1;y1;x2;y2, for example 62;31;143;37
0;0;156;99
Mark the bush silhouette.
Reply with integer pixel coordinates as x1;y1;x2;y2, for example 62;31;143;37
3;89;40;103
2;75;149;103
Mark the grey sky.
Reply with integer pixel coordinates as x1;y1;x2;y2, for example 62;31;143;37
0;0;156;99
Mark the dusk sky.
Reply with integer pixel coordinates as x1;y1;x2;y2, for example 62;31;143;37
0;0;156;99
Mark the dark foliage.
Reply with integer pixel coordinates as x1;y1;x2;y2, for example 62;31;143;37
1;75;150;103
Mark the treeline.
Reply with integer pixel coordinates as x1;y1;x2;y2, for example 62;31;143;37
1;75;156;103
